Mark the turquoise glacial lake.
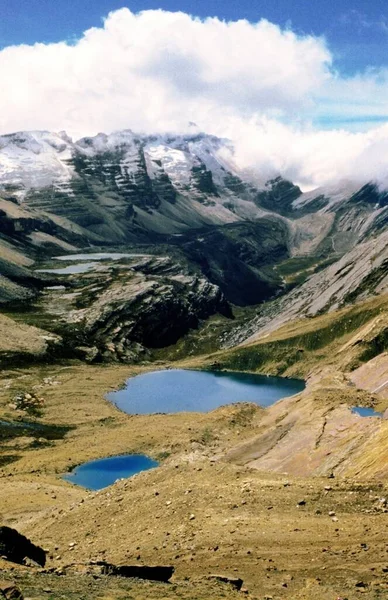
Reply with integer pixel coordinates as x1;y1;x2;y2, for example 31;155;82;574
106;369;305;415
63;454;158;490
64;370;304;489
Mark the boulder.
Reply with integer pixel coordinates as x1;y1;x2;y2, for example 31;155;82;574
0;581;24;599
208;574;244;590
74;345;99;363
0;526;46;567
92;561;174;582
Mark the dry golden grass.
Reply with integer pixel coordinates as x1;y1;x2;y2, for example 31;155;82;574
0;313;54;354
1;293;388;599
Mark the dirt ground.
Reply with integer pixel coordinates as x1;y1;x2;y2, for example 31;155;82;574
0;359;388;599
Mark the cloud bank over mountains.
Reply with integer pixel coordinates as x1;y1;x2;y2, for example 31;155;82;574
2;7;388;189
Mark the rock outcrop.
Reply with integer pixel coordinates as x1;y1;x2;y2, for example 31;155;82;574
65;257;232;361
90;561;174;582
208;574;244;590
170;219;289;305
0;581;24;600
0;527;46;567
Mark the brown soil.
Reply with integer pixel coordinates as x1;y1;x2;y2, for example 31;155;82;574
1;360;388;599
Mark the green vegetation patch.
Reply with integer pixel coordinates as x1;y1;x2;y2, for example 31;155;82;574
214;297;388;376
0;453;20;467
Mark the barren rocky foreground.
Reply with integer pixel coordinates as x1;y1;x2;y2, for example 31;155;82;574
1;296;388;599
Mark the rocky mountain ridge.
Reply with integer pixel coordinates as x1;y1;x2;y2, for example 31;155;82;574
0;128;387;362
0;129;385;251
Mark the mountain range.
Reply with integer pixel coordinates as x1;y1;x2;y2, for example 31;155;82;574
0;128;387;361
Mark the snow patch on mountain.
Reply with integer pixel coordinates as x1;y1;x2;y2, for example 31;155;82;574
0;131;74;194
0;129;255;200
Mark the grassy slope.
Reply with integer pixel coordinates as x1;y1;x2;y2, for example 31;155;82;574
0;313;57;355
188;293;388;379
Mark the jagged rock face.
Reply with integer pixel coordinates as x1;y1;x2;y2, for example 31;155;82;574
254;176;302;215
0;130;309;243
228;228;388;347
170;220;289;305
349;182;388;208
1;129;386;255
65;257;232;362
0;131;244;239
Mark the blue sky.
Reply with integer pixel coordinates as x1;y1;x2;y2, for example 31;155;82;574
1;0;388;74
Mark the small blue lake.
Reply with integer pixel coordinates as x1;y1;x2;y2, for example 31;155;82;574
352;406;383;418
63;454;158;490
106;369;305;415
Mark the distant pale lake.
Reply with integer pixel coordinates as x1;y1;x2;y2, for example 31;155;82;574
54;252;151;261
37;262;97;275
36;252;152;275
106;369;305;415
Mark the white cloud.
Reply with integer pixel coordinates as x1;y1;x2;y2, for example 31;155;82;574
218;116;388;190
0;8;330;136
1;7;388;189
